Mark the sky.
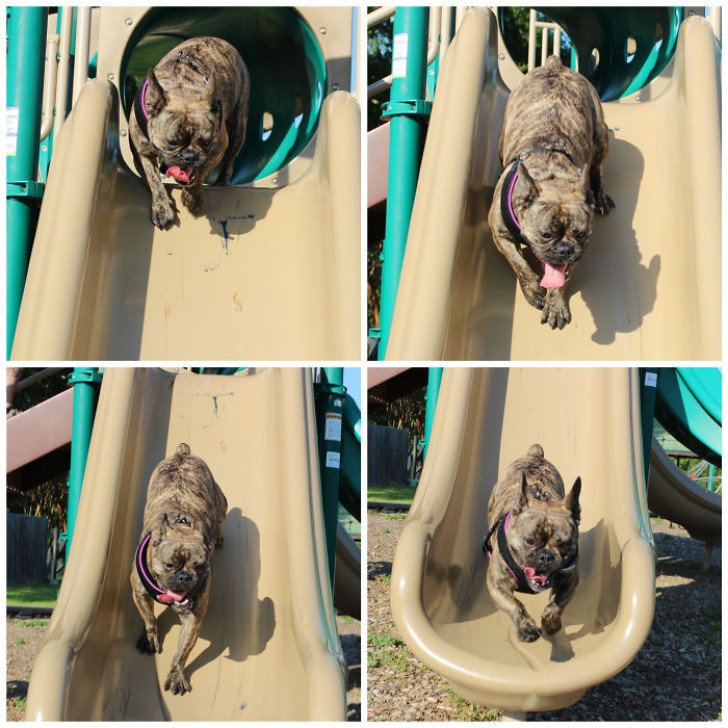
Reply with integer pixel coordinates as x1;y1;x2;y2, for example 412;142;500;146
343;368;361;409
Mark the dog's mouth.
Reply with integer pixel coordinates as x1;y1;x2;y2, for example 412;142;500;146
157;588;190;605
523;567;552;592
160;164;196;186
538;260;568;289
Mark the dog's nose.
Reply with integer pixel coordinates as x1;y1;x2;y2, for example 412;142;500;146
551;242;577;260
177;571;193;585
537;551;555;569
179;149;200;166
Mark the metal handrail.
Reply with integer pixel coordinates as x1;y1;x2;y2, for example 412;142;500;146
39;34;60;141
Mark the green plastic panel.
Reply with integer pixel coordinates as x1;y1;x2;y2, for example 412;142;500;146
654;368;722;466
121;7;327;183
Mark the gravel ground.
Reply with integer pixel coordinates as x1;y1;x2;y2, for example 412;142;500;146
6;613;361;721
367;510;721;721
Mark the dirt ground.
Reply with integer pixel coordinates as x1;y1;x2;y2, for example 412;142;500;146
368;511;721;721
6;613;360;721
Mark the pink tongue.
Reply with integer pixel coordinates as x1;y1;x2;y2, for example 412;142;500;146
165;166;192;185
523;567;548;588
157;589;188;605
540;262;567;289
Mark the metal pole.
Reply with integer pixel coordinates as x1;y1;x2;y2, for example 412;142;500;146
423;367;442;459
67;368;102;555
377;6;429;359
6;6;48;356
316;368;346;591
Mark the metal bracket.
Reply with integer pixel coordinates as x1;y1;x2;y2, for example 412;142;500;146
380;98;432;120
7;180;45;200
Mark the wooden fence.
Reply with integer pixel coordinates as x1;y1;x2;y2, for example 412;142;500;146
7;513;48;584
368;423;409;486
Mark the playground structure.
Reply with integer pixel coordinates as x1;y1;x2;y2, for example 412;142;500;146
369;7;721;360
19;368;361;720
390;366;721;713
8;7;360;360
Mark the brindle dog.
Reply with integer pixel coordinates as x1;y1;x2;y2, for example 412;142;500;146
484;444;581;642
129;36;250;229
488;56;614;329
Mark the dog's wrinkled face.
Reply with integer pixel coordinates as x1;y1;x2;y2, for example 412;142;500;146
506;476;581;592
148;514;212;602
513;163;594;268
145;71;228;184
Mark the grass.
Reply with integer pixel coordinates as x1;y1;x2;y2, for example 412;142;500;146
368;631;409;670
368;483;415;504
19;619;49;628
7;582;58;608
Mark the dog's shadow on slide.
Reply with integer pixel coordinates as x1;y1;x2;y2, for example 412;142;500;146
171;507;276;679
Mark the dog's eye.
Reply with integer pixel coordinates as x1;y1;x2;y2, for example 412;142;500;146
573;230;588;241
524;537;536;547
539;231;553;242
164;562;174;570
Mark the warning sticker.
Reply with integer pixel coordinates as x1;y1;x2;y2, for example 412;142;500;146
325;451;341;469
644;372;658;388
392;32;408;78
6;107;19;157
324;412;342;442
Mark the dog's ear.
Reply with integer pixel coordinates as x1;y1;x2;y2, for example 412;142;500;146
514;163;539;207
144;69;168;116
151;513;171;546
566;477;582;525
514;471;530;513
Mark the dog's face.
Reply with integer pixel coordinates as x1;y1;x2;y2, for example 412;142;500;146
505;474;581;591
513;162;594;268
147;513;213;602
143;70;228;185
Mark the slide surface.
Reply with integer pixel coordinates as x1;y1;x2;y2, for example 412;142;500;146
391;368;655;712
12;82;360;360
386;10;720;360
24;368;348;720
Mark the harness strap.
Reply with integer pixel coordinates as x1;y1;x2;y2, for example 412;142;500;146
133;79;150;140
135;531;165;601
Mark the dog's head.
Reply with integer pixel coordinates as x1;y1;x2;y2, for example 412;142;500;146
147;512;213;604
511;162;595;280
142;69;229;185
505;472;581;591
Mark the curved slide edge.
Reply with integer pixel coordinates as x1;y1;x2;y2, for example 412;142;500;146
24;368;347;721
648;438;721;548
391;368;655;712
386;10;720;360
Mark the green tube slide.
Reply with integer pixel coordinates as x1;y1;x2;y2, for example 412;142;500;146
654;368;722;466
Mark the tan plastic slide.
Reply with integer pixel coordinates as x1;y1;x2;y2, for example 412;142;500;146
649;438;721;548
24;368;350;721
386;10;720;360
391;368;655;712
12;8;359;361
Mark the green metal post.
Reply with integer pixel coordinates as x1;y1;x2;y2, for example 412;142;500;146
315;369;346;591
377;7;430;359
423;367;443;459
639;368;659;483
6;6;48;356
67;368;102;555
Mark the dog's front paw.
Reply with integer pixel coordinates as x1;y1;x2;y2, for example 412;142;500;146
541;608;563;635
164;666;191;695
541;290;571;329
181;186;203;214
137;627;160;655
519;279;546;311
516;616;542;643
594;187;615;216
151;198;177;229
